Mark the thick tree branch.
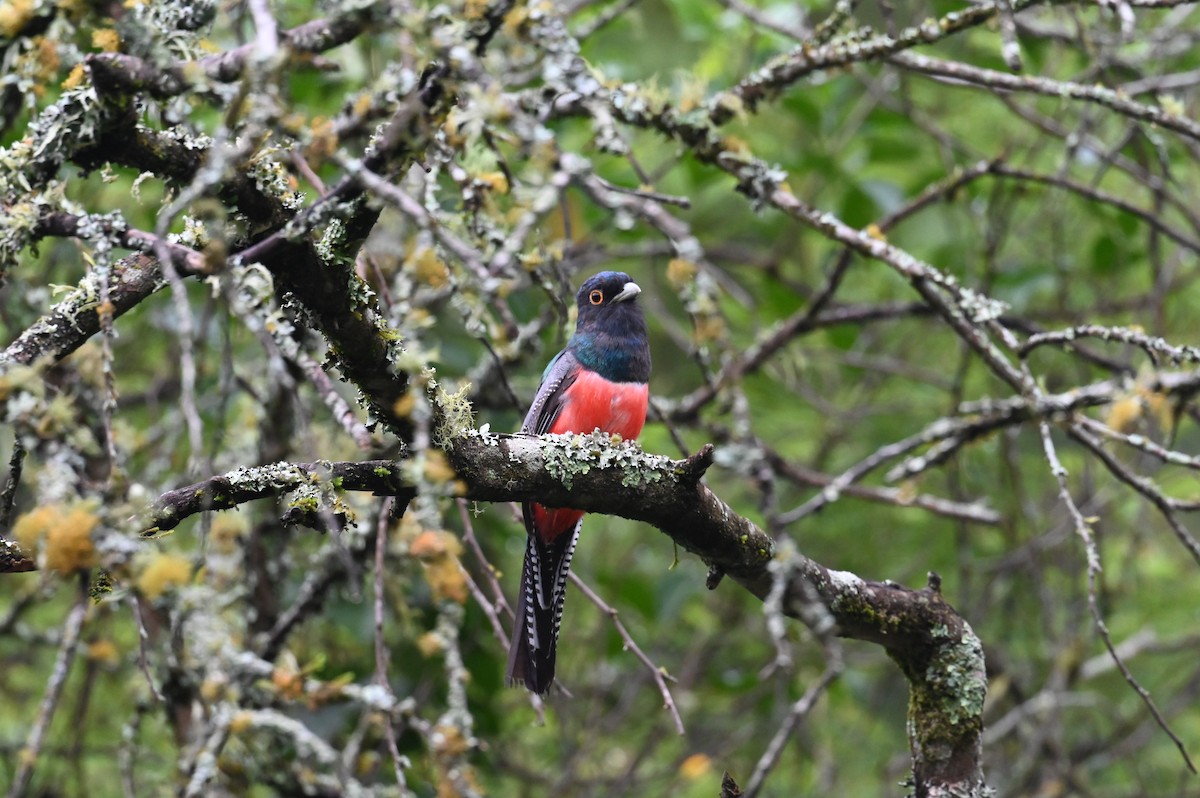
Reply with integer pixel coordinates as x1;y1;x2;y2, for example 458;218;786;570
2;253;165;367
82;12;377;98
143;430;988;794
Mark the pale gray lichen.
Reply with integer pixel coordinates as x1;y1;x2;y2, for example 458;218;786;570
431;376;476;448
540;430;670;490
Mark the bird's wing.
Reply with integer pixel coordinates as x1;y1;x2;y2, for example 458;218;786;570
521;348;580;436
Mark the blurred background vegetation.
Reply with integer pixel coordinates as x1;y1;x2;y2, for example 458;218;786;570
2;0;1199;795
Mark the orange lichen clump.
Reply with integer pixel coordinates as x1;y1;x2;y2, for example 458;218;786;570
86;639;120;666
91;28;119;52
409;530;468;603
406;245;450;288
208;514;247;555
13;504;99;574
61;63;86;89
667;258;698;288
678;753;713;781
0;0;36;39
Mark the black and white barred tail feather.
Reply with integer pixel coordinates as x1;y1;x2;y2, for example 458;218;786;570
506;520;582;694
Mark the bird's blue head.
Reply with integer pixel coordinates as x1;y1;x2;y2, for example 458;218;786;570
569;271;651;383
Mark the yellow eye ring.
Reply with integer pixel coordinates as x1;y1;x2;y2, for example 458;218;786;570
589;289;604;305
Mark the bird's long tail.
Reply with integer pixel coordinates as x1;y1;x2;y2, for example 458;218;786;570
506;515;582;694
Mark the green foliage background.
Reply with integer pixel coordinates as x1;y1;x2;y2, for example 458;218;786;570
1;0;1199;796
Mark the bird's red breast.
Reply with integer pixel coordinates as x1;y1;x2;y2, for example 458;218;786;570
532;369;649;542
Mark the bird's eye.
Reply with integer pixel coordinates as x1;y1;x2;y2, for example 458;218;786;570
589;289;604;305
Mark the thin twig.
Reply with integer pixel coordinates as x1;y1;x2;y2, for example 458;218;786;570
130;594;164;702
1077;415;1200;470
1066;422;1200;564
7;577;89;798
568;572;685;735
373;497;412;793
118;703;148;798
1022;324;1200;365
1038;420;1196;773
456;498;511;616
743;665;841;798
182;706;234;798
892;51;1200;143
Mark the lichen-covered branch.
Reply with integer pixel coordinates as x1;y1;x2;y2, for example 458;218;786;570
142;430;988;794
144;459;408;534
1;253;164;367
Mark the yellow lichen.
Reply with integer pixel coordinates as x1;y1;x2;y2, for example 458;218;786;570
91;28;120;52
351;93;373;119
45;507;98;572
1139;386;1175;433
693;315;728;344
13;505;60;554
462;0;489;19
86;639;120;666
61;63;86;89
430;722;481;798
1105;394;1142;433
422;451;457;484
409;530;467;603
894;480;918;505
14;504;99;574
393;390;416;418
417;631;444;657
32;35;59;76
200;677;228;702
355;752;381;777
406;245;450;288
304;116;337;167
667;258;698;288
306;672;353;707
678;753;712;781
721;135;750;156
271;664;305;701
678;76;708;112
502;5;529;35
433;724;470;756
209;514;247;555
0;0;36;38
475;171;509;194
229;710;255;735
136;553;192;599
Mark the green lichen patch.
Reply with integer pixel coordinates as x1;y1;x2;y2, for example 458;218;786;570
922;624;987;728
540;430;671;490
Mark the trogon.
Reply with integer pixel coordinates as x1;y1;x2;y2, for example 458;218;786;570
507;271;651;694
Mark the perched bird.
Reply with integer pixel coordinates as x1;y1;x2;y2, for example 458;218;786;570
507;271;651;694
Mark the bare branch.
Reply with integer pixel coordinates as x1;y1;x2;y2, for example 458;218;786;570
893;51;1200;144
6;579;89;798
1038;421;1197;773
568;572;685;735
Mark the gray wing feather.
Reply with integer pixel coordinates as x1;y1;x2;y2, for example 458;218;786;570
521;349;580;436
